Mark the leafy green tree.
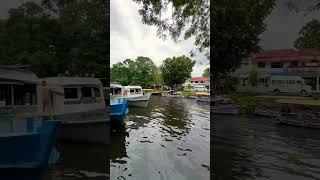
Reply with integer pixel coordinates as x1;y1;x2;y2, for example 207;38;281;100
202;67;210;77
160;55;195;89
212;0;274;90
111;57;157;87
132;0;210;58
294;19;320;49
133;0;275;92
248;70;258;87
154;68;164;85
130;56;157;87
0;0;108;80
110;59;132;85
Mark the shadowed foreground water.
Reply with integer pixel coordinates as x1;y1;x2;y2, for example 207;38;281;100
110;96;210;180
214;115;320;180
45;96;210;180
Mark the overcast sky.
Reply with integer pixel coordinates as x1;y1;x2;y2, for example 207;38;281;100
1;0;319;76
110;0;209;77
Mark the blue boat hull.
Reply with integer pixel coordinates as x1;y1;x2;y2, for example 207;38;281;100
110;99;129;124
0;120;60;180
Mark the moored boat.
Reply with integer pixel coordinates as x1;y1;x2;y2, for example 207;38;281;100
110;98;129;124
212;97;239;115
196;92;210;103
41;77;110;144
0;120;61;180
254;106;280;117
109;84;151;107
276;99;320;129
162;90;183;98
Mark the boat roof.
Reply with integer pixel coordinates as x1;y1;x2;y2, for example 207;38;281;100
110;83;123;88
0;66;40;83
276;99;320;106
123;86;142;89
196;92;210;96
42;77;102;86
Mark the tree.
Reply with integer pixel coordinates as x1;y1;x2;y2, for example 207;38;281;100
110;59;135;85
0;0;108;80
294;19;320;49
111;57;157;87
132;0;210;58
212;0;275;91
160;55;195;89
130;56;157;87
248;70;258;87
202;67;210;77
154;68;164;85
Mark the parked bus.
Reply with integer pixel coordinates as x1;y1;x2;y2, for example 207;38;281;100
269;75;312;96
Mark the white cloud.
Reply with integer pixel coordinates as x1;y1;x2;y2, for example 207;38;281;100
110;0;209;77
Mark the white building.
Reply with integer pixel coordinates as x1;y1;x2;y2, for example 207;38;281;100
233;49;320;93
183;77;210;91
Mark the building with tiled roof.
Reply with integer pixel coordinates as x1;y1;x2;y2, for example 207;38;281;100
233;49;320;93
182;77;210;91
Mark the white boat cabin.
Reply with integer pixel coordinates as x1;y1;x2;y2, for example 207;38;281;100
0;66;42;133
123;86;143;97
0;66;42;117
110;83;124;97
41;77;105;116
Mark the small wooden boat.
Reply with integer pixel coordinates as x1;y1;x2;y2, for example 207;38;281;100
162;90;183;98
254;106;280;117
110;98;129;124
276;99;320;129
196;92;210;103
212;97;239;115
0;120;61;180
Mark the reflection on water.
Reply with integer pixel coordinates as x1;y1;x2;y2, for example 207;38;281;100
110;96;210;180
45;141;110;180
214;115;320;180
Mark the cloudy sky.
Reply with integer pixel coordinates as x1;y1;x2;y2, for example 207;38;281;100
1;0;319;76
110;0;209;77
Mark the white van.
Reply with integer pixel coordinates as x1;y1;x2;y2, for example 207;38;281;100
193;84;208;92
269;75;312;96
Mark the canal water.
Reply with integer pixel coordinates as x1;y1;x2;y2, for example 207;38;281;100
214;114;320;180
109;96;210;180
45;96;210;180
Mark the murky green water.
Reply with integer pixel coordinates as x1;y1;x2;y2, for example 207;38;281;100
214;115;320;180
110;96;210;180
45;96;210;180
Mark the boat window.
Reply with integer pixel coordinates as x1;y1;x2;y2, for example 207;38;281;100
64;88;78;99
130;89;135;94
13;84;37;105
81;87;92;97
257;62;266;68
93;87;101;97
135;89;141;94
271;62;283;68
0;84;12;106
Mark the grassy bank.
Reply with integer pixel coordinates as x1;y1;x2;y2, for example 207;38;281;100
181;91;197;98
227;92;257;114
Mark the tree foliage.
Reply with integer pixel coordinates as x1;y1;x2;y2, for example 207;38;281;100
111;57;157;87
202;67;210;77
160;55;195;88
294;19;320;49
248;70;258;87
211;0;275;91
132;0;210;58
0;0;108;79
